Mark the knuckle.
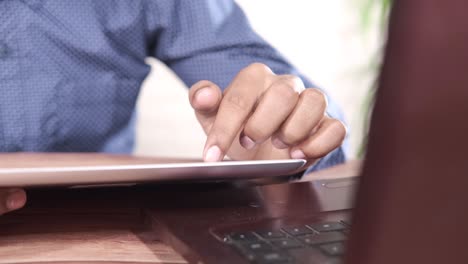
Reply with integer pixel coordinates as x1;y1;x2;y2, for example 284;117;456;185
224;91;250;112
329;119;348;140
271;76;301;99
244;62;272;75
302;88;328;111
239;63;274;83
279;75;303;89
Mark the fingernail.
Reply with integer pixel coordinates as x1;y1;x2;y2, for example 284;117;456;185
195;88;213;103
291;149;306;159
271;137;288;149
240;135;256;150
204;145;222;162
6;191;26;210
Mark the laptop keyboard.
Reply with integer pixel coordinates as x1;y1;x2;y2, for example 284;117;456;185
223;221;350;264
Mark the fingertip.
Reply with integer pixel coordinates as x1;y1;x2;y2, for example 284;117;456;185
290;149;306;160
204;145;223;162
6;189;26;211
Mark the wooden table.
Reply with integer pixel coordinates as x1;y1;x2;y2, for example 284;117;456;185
0;154;361;264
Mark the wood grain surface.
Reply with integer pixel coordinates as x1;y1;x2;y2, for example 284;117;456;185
0;206;187;264
0;229;185;264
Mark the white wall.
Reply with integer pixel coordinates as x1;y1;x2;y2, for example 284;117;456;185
135;1;382;159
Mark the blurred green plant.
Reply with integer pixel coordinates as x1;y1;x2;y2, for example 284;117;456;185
360;0;392;33
357;0;392;157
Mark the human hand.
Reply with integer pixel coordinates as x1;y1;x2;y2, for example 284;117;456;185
189;63;346;168
0;188;26;215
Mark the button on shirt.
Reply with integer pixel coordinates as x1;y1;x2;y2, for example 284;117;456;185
0;0;347;171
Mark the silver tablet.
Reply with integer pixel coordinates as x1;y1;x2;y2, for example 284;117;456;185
0;159;306;188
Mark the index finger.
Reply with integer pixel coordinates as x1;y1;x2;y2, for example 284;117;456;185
203;63;274;161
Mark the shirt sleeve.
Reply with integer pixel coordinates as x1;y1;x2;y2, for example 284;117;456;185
145;0;348;170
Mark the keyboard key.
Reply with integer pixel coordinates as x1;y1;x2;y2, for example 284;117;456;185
319;242;345;256
256;230;286;240
298;232;346;246
237;241;273;253
228;232;259;242
309;222;346;232
288;247;335;264
270;238;303;249
234;248;256;262
282;226;315;236
255;251;291;263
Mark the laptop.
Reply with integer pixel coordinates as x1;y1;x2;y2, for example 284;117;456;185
142;1;468;263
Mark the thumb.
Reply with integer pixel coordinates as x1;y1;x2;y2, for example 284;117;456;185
0;188;27;215
189;80;223;134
